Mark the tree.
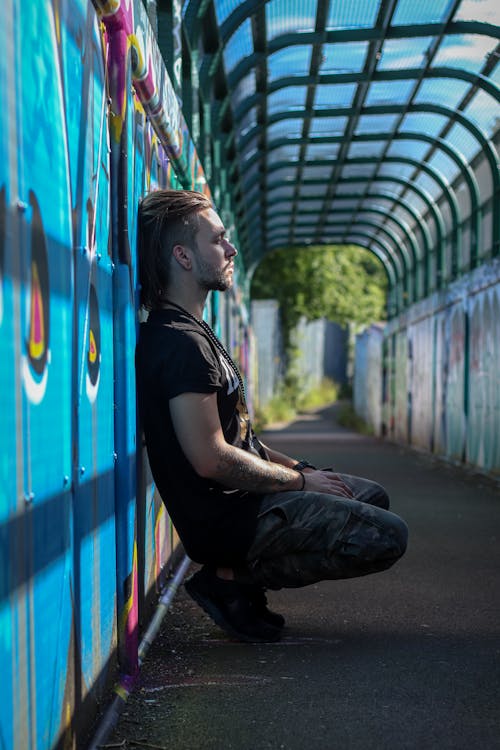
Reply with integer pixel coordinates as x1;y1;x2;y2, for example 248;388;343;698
251;244;387;345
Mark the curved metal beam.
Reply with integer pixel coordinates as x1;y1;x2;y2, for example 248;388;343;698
256;234;399;316
265;226;400;285
252;173;443;248
243;155;458;224
184;0;495;273
341;233;400;316
219;22;500;91
275;174;442;240
239;153;461;278
239;129;481;265
347;157;460;276
186;0;499;52
269;178;443;300
260;189;427;271
267;228;402;315
268;216;405;284
258;202;414;293
236;102;495;277
237;104;497;180
231;68;499;125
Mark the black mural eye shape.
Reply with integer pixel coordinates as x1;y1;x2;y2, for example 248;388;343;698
27;190;50;376
87;282;101;386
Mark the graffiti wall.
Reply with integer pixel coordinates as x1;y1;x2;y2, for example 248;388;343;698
353;324;384;434
0;2;249;748
355;258;500;475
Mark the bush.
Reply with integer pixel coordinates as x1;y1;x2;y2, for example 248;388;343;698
253;378;339;430
336;403;373;435
297;378;339;411
252;395;296;431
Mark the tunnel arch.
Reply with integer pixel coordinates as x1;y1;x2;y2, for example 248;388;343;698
160;0;500;316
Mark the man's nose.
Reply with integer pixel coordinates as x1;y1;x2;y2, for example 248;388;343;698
224;239;237;257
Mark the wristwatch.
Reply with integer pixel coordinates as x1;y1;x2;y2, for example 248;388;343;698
292;459;317;471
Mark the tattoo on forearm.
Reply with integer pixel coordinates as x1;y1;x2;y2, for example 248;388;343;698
214;448;296;492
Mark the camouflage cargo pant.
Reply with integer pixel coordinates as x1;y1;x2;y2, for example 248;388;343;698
245;473;408;590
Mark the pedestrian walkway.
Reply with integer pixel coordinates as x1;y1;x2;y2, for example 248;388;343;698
107;404;500;750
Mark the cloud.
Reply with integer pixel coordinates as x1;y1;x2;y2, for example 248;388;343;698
455;0;499;24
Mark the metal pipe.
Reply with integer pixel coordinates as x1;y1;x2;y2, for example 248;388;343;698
87;554;191;750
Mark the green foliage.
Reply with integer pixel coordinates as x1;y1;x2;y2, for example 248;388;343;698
297;378;339;411
251;245;387;344
336;402;373;435
253;378;339;431
253;396;296;432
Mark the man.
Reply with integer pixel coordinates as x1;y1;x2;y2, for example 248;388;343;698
135;189;408;643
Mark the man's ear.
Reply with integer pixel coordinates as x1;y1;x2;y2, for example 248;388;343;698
172;243;192;270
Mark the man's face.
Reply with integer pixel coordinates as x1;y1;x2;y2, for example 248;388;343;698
191;208;238;292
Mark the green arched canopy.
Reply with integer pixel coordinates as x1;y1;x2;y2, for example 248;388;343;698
156;0;500;315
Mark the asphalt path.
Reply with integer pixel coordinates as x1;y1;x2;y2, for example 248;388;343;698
107;405;500;750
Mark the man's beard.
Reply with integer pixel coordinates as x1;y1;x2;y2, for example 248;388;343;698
196;259;233;292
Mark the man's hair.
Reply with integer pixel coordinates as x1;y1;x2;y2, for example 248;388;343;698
138;189;212;310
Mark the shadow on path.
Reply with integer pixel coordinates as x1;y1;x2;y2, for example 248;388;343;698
109;403;500;750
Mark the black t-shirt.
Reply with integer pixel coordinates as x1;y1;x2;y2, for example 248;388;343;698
135;308;265;565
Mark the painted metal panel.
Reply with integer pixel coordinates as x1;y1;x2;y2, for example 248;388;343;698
393;330;409;443
467;287;500;471
251;300;283;408
67;6;117;712
380;259;500;475
445;302;467;461
294;317;327;392
1;0;217;746
0;17;18;746
409;315;434;450
354;324;383;435
14;3;74;747
432;311;447;456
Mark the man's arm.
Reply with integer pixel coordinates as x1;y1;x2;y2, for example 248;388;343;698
258;442;300;469
169;392;353;497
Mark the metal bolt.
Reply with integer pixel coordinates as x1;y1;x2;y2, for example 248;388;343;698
24;491;35;503
80;466;86;475
17;200;28;212
63;475;70;486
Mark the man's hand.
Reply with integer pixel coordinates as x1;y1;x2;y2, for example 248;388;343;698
302;470;354;498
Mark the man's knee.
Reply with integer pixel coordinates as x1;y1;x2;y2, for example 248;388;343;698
340;474;390;509
373;482;390;510
370;509;408;562
337;505;408;564
394;516;408;557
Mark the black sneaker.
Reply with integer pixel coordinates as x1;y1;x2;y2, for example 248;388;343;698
244;585;285;629
185;567;281;643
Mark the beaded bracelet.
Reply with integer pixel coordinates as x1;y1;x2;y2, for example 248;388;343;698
297;470;305;491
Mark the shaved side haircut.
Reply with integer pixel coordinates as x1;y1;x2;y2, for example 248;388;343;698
138;189;212;310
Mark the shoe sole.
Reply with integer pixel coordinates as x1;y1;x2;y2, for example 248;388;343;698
185;579;281;643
